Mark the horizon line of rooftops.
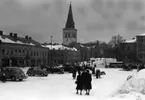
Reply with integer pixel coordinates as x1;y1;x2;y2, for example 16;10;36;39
0;30;79;51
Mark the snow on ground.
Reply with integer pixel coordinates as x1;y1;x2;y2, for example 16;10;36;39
0;68;144;100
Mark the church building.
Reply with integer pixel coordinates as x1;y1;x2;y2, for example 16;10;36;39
63;2;77;46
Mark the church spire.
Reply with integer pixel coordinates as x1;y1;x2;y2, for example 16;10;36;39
65;1;75;28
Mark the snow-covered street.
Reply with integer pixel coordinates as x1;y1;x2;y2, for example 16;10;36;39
0;68;144;100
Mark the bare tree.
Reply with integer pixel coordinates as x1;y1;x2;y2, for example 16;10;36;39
108;34;124;46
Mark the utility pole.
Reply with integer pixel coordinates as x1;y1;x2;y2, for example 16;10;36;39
50;36;53;66
50;36;53;50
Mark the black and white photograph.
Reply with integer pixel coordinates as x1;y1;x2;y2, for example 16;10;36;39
0;0;145;100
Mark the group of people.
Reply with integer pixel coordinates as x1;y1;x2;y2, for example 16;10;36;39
75;69;92;95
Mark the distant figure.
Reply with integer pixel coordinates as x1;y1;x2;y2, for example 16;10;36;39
96;69;101;79
81;70;92;95
72;68;77;79
92;65;96;75
75;71;83;95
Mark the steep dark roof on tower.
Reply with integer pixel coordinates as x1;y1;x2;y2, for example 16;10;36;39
65;2;75;28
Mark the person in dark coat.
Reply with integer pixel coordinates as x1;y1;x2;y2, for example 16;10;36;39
75;71;83;95
72;68;77;79
95;69;100;79
81;70;92;95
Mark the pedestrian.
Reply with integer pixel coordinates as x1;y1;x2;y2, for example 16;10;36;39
72;67;77;79
75;71;83;95
81;69;92;95
95;69;100;79
92;64;96;75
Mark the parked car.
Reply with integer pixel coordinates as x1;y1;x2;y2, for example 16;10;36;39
62;64;73;73
48;66;64;74
0;67;27;81
122;64;133;71
26;67;48;77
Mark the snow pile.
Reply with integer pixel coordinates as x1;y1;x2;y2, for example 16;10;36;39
111;69;145;99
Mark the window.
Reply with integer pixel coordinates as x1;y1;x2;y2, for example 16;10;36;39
2;49;5;54
31;52;33;56
15;50;17;53
72;33;75;38
11;49;13;55
65;33;67;38
6;50;9;55
68;33;70;38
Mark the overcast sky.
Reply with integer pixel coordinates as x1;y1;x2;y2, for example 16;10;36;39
0;0;145;43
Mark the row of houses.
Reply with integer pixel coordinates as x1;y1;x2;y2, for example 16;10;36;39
0;31;81;67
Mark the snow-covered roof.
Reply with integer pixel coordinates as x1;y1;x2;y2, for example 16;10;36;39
80;44;85;47
137;33;145;36
42;44;78;51
124;38;136;43
0;35;37;46
0;36;16;43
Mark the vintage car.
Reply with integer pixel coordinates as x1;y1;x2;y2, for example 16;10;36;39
26;67;48;77
48;65;64;74
0;67;27;81
62;64;73;73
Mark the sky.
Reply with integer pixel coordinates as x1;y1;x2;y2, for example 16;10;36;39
0;0;145;43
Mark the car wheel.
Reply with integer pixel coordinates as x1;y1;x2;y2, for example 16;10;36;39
19;79;23;81
11;76;16;81
1;79;6;83
28;73;31;76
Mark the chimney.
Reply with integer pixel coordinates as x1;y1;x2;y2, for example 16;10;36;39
25;35;28;39
29;37;32;40
14;33;17;38
0;30;3;35
9;33;13;37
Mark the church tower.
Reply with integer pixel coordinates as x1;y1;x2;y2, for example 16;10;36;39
63;2;77;46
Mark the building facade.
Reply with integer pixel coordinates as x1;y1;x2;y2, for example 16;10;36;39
118;34;145;63
119;39;137;62
136;34;145;63
42;44;81;66
0;31;48;67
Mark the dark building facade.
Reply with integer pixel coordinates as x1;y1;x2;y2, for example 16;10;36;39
0;32;48;67
119;40;137;62
42;44;81;66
